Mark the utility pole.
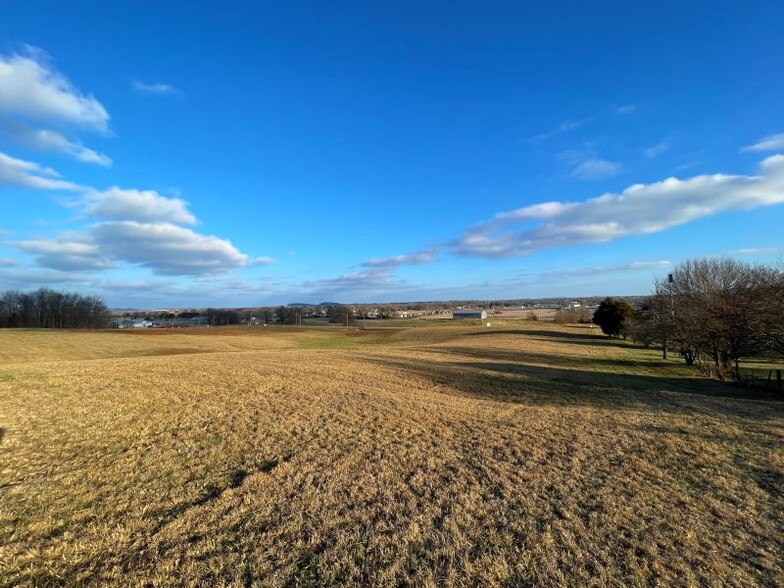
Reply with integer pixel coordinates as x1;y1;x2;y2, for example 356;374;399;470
663;272;675;360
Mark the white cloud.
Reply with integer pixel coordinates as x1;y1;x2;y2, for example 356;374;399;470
1;123;112;166
494;201;578;222
570;157;622;180
361;252;435;268
0;47;111;166
616;104;636;115
2;153;261;276
741;133;784;153
0;48;109;132
90;221;248;275
0;257;18;267
451;154;784;258
0;49;268;281
83;187;197;224
132;80;178;95
644;139;671;159
249;256;276;266
13;238;113;271
0;151;83;191
13;221;249;276
0;267;92;291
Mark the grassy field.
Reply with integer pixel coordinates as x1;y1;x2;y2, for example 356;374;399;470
0;324;782;587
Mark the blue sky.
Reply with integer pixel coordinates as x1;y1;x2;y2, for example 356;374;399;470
0;1;782;308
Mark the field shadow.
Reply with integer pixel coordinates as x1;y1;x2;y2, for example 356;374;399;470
466;329;638;349
374;352;783;421
431;346;673;371
733;454;784;500
430;345;784;402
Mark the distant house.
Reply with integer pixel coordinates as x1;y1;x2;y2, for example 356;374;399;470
115;319;153;328
452;310;487;320
393;310;427;319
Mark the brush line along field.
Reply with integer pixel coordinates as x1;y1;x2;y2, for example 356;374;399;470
0;325;782;587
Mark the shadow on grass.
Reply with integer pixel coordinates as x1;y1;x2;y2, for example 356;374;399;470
733;454;784;501
429;340;784;405
373;352;783;422
467;329;638;349
431;346;674;371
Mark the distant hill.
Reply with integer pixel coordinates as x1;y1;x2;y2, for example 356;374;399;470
286;302;345;307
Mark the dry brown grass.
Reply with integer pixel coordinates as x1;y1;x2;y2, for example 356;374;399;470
0;324;782;587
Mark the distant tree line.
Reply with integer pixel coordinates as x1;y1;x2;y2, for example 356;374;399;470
553;308;594;325
0;288;110;328
205;308;241;325
593;258;784;379
272;306;300;325
326;305;357;326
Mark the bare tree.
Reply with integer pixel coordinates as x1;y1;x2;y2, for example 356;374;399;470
647;258;784;377
0;288;110;328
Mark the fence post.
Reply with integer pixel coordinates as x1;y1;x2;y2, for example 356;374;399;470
777;370;782;392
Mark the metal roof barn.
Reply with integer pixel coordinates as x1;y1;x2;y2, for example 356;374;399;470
452;310;488;319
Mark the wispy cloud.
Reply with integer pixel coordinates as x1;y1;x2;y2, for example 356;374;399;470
616;104;636;115
302;268;397;291
539;260;671;280
0;267;93;292
528;117;593;143
570;157;622;180
132;80;178;95
0;257;18;267
501;260;671;288
450;154;784;258
733;247;780;255
361;252;435;268
644;139;671;159
0;123;112;166
0;151;84;191
740;132;784;153
560;149;622;180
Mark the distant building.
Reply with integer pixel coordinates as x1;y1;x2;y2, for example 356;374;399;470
165;316;210;327
393;310;428;319
452;310;487;320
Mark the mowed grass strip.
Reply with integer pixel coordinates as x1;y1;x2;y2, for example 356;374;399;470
0;325;782;587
